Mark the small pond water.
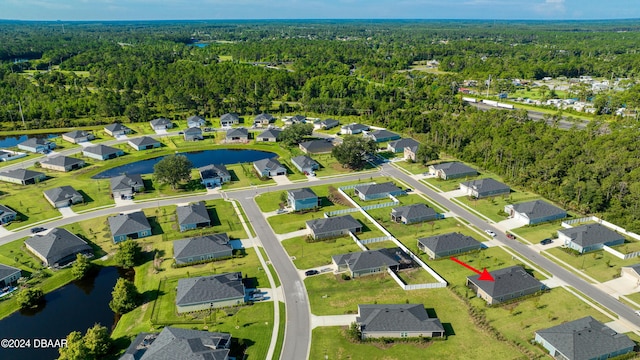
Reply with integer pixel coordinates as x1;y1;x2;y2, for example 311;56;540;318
0;266;120;360
0;133;61;148
92;149;277;179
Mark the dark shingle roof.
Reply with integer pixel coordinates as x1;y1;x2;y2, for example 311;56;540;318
355;182;402;196
306;215;361;234
536;316;635;360
461;178;510;194
0;263;21;280
320;118;339;127
290;114;306;122
367;129;399;140
418;232;483;254
226;128;248;138
220;113;239;123
0;204;16;217
288;188;317;201
332;248;401;272
173;234;231;260
41;156;84;168
559;224;624;247
257;129;282;139
510;200;567;220
19;138;52;147
291;155;318;170
25;228;91;265
176;202;211;226
110;174;144;192
391;204;436;220
149;118;171;127
0;168;44;181
176;272;244;306
121;327;230;360
187;115;206;127
108;211;151;237
184;127;202;135
357;304;444;333
253;158;283;172
254;113;275;122
44;186;82;203
63;130;91;139
105;123;129;133
467;265;543;299
388;138;420;151
129;136;160;147
299;140;334;153
83;144;121;156
431;162;477;176
342;123;369;132
198;164;230;180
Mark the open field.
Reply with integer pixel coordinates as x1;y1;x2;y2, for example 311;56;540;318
281;235;362;270
389;217;485;256
510;222;566;244
543;247;638;282
456;190;542;222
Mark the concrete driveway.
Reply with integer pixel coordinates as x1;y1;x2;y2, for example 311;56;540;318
58;207;77;218
0;225;14;237
272;175;292;185
494;218;527;232
598;277;640;298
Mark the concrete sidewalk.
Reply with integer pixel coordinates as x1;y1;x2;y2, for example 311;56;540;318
310;314;357;329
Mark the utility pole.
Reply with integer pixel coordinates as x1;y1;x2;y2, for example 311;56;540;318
18;101;26;128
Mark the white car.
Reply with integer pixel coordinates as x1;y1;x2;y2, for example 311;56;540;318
484;229;497;237
635;310;640;317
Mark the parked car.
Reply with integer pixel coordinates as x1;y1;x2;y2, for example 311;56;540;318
540;238;553;245
30;227;46;234
305;269;319;276
276;208;287;214
484;229;497;237
506;233;516;240
635;310;640;317
405;188;413;193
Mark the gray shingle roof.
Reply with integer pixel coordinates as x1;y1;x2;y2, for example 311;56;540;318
83;144;122;156
44;186;82;203
418;232;483;254
559;224;624;247
220;113;239;123
176;202;211;227
121;327;230;360
226;128;248;138
0;204;16;218
176;272;244;306
388;138;420;151
149;118;171;127
332;248;401;272
299;140;334;153
355;182;403;196
357;304;445;333
0;168;45;181
63;130;92;139
536;316;635;360
0;263;21;280
431;162;477;176
467;265;544;299
288;188;317;201
510;200;566;220
254;113;275;122
108;211;151;237
257;128;282;139
291;155;318;170
19;138;51;147
173;234;231;260
187;115;206;127
25;228;91;266
290;114;306;122
319;118;339;128
253;158;283;172
184;127;202;135
110;174;144;192
342;123;369;132
391;204;436;221
41;156;84;168
461;178;510;194
105;123;129;133
198;164;230;180
306;215;361;234
367;129;399;140
129;136;159;147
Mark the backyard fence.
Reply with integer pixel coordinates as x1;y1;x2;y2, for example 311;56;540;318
603;245;640;260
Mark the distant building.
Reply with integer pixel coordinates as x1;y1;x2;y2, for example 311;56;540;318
104;123;131;137
62;130;94;144
128;136;161;151
340;123;369;135
429;162;477;180
504;200;567;225
298;140;334;154
256;129;282;142
187;115;206;128
0;204;17;224
333;248;404;278
17;138;56;153
225;128;249;142
354;182;404;201
364;129;401;143
40;156;85;172
291;155;319;175
149;118;173;131
387;138;420;153
254;113;275;126
314;118;340;130
390;204;439;224
82;144;124;161
460;178;510;199
183;127;203;141
220;113;240;127
0;169;46;185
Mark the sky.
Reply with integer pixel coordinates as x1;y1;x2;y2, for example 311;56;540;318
1;0;639;21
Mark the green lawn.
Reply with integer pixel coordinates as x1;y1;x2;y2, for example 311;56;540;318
543;247;638;282
282;235;362;270
223;163;276;189
456;190;542;222
510;222;566;244
393;160;430;175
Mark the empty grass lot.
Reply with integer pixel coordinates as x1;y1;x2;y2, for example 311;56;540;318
510;222;566;244
393;160;431;174
281;235;362;270
423;174;484;192
455;190;542;222
542;247;639;282
268;209;383;238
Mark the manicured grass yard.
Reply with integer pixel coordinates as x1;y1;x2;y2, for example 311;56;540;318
423;174;481;192
393;160;431;175
455;190;542;222
0;181;62;229
223;163;275;189
281;235;362;270
510;222;566;244
543;247;639;282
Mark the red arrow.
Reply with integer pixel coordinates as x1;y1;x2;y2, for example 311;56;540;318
451;257;495;281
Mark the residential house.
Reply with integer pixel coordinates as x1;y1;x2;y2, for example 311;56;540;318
253;158;286;178
40;156;85;172
225;128;249;143
176;272;245;313
149;118;173;131
128;136;161;151
404;142;420;162
466;265;545;305
558;223;625;254
429;162;478;180
356;304;445;339
62;130;94;144
287;188;320;211
504;200;567;225
173;233;233;265
364;129;401;143
199;164;231;188
108;211;152;243
0;169;46;185
620;264;640;286
284;114;306;125
291;155;319;175
119;327;230;360
535;316;635;360
104;123;131;137
25;228;92;267
43;186;84;208
110;174;145;199
254;113;275;126
387;138;420;153
333;248;403;278
0;204;17;224
460;178;511;199
0;149;27;162
17;138;56;153
187;115;206;128
418;232;483;259
82;144;124;161
256;128;282;142
314;118;340;130
340;123;369;135
306;214;362;240
0;264;21;287
183;127;203;141
299;140;334;154
354;182;404;201
176;201;211;232
390;204;439;224
220;113;239;127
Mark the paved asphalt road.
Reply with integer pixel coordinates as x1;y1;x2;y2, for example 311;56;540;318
383;164;640;329
468;102;589;130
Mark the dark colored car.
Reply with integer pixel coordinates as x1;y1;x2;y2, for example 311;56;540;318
305;270;319;276
506;233;516;240
30;227;46;234
540;238;553;245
